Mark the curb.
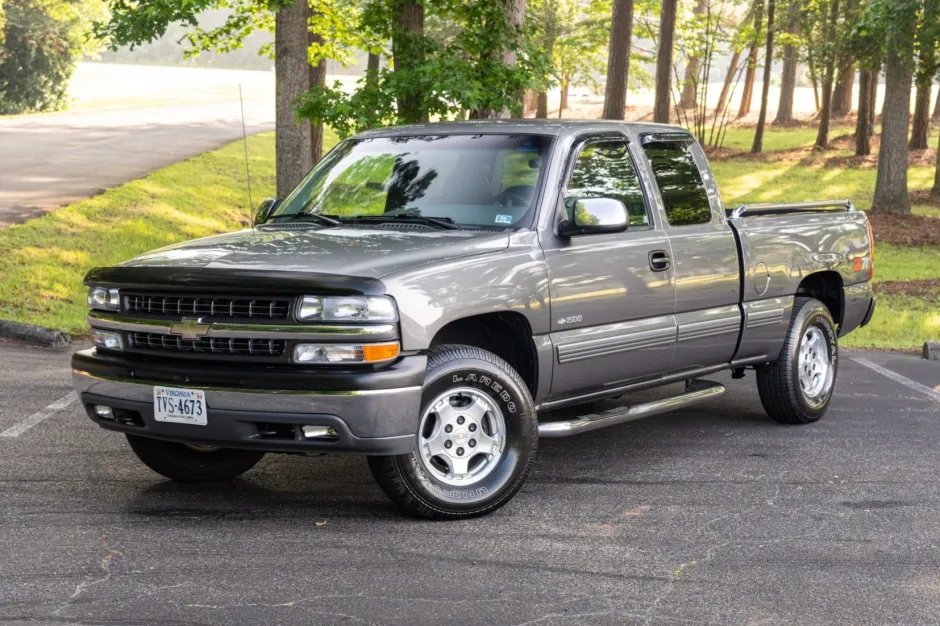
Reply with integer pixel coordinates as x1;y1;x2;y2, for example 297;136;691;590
0;320;72;350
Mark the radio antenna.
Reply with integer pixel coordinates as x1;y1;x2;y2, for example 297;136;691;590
239;84;255;229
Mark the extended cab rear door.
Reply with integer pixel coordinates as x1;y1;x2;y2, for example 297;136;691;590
638;134;741;373
540;132;677;400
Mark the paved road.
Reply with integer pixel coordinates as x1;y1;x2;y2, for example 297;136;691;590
1;342;939;625
0;99;274;228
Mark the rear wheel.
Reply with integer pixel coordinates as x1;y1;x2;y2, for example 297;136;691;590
368;345;537;520
126;435;265;482
756;297;838;424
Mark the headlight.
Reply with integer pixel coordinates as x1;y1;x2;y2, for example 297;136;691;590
293;342;400;364
92;329;124;351
296;296;397;322
87;286;120;311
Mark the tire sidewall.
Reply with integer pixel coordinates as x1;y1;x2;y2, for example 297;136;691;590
395;356;536;513
789;303;838;417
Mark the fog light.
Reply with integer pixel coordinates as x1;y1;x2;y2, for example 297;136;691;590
92;329;123;351
302;425;338;440
93;405;114;420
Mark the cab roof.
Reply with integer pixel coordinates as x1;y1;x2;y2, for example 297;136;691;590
353;119;693;141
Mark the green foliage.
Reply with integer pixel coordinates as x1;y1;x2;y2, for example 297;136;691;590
0;0;104;114
296;0;553;136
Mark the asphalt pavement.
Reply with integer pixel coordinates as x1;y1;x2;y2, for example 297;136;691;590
1;341;939;625
0;99;274;228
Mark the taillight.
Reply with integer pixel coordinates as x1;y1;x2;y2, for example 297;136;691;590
866;219;875;281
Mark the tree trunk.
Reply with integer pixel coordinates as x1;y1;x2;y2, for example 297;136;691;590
773;1;799;124
559;76;569;117
393;0;426;124
536;91;548;118
933;125;940;192
751;0;775;153
933;83;940;120
831;62;855;116
872;43;913;214
910;79;931;150
504;0;527;118
814;0;840;149
524;88;538;115
855;68;872;156
868;68;877;135
715;49;741;117
737;0;764;118
275;0;313;198
367;51;380;83
309;27;327;165
653;0;678;124
679;0;707;109
602;0;635;120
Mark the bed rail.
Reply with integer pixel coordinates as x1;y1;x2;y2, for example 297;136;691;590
727;199;854;219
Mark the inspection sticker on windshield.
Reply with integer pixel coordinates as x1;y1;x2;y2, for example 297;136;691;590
495;214;513;225
154;386;207;426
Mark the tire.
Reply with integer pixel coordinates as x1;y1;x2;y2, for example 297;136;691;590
368;344;538;520
126;435;265;482
756;297;839;424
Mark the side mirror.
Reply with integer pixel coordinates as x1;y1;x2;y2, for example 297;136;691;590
254;197;280;226
557;197;629;237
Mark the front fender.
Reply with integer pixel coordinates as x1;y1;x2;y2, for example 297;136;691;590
381;232;551;351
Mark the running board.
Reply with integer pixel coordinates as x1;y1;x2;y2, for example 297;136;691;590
537;380;726;438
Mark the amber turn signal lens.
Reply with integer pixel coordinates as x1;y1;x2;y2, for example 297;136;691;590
362;342;400;362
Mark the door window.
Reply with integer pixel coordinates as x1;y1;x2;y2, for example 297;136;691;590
565;140;649;226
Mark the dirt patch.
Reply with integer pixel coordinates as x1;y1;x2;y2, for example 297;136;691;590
868;212;940;247
874;279;940;299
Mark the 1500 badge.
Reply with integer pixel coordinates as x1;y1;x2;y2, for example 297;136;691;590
557;315;583;325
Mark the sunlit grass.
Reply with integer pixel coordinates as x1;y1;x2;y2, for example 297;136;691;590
705;124;855;153
843;294;940;349
0;132;279;334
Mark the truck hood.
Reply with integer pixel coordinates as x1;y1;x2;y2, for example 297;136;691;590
121;226;511;278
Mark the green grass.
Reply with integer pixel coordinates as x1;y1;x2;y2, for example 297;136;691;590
0;125;936;350
712;159;938;211
0;133;278;334
712;125;855;153
869;244;940;282
841;294;940;349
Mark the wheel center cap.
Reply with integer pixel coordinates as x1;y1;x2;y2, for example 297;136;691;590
454;430;469;444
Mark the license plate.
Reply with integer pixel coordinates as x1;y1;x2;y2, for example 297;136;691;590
153;386;207;426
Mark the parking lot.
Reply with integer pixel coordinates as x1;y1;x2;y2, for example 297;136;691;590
1;341;939;625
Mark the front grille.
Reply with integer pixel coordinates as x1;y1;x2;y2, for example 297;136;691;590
124;293;292;320
130;332;286;357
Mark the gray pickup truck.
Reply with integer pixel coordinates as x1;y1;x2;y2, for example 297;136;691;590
73;120;875;519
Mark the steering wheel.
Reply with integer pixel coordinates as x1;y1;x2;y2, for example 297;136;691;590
492;185;535;207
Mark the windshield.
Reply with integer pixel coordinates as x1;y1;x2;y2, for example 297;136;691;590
271;134;554;229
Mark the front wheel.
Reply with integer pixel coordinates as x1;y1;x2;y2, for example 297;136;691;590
756;297;839;424
368;345;538;520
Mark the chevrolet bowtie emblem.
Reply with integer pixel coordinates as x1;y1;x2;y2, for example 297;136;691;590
170;318;211;340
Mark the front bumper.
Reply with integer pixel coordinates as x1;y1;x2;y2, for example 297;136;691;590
72;348;426;455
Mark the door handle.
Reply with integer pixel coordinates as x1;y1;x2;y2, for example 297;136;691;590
649;250;671;272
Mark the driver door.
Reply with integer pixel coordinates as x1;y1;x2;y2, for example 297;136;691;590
541;136;677;400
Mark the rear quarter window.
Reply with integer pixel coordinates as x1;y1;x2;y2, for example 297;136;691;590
642;140;713;226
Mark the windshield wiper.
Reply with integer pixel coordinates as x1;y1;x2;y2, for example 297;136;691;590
286;211;343;227
345;214;459;230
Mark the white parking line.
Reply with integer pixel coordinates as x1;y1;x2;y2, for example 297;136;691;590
0;391;78;438
853;358;940;403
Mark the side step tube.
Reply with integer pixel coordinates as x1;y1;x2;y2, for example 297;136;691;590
537;380;726;438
